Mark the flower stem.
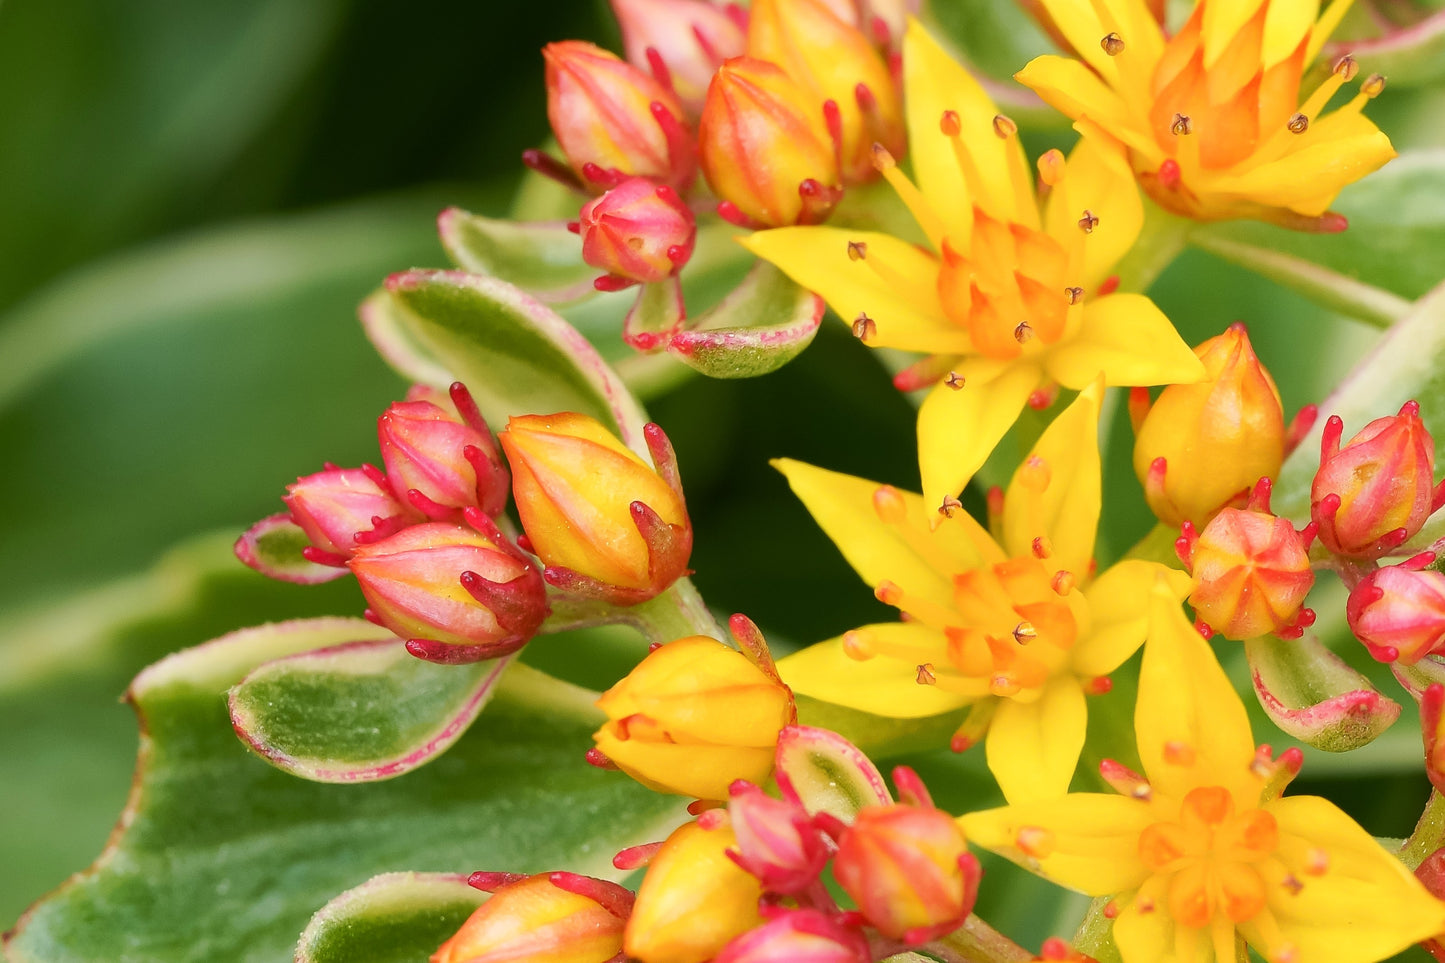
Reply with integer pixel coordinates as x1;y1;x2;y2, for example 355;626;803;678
1110;203;1192;295
925;914;1033;963
627;576;724;643
1399;789;1445;869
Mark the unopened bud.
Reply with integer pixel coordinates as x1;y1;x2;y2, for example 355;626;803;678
1188;508;1314;640
578;177;696;284
283;465;413;559
1347;563;1445;664
378;384;509;519
610;0;746;115
433;873;632;963
726;781;830;894
714;909;870;963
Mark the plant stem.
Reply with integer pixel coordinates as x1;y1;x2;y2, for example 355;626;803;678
1110;203;1193;294
1399;789;1445;869
628;577;724;643
926;914;1033;963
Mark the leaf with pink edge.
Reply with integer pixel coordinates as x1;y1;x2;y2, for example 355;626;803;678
228;639;512;783
1246;633;1401;751
293;872;487;963
773;724;893;823
667;262;824;379
233;512;348;585
437;208;597;306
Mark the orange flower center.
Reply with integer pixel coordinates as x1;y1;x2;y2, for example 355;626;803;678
1137;786;1278;927
945;556;1077;697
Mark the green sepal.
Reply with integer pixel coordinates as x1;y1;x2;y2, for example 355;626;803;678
667;262;825;379
233;513;347;585
1245;634;1401;751
293;872;487;963
437;208;597;306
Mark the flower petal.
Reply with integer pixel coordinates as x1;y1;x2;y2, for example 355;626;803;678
1111;877;1180;963
985;675;1088;803
1045;137;1144;289
959;793;1154;896
1016;56;1162;163
1204;120;1395;218
1073;560;1192;677
1032;0;1163;89
918;358;1041;516
1043;293;1205;390
778;629;979;718
1136;573;1256;799
1244;795;1445;963
1002;380;1102;576
739;228;969;353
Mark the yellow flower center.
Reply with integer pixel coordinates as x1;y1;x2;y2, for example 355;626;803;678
1137;786;1278;928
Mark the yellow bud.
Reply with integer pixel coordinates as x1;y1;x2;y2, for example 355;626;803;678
1133;325;1284;527
432;874;629;963
625;820;765;963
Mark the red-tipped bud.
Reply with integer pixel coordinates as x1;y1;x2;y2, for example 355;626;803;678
578;177;696;284
500;415;691;605
1133;325;1285;528
832;800;977;944
433;872;632;963
1348;563;1445;665
283;466;413;558
1188;507;1315;640
725;780;830;893
1311;402;1441;559
1423;685;1445;800
745;0;904;184
348;521;546;661
543;40;695;191
714;909;870;963
377;386;509;519
610;0;745;115
699;57;842;227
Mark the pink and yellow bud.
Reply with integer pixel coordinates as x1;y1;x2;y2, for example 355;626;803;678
1132;325;1285;528
283;465;413;564
576;176;696;286
698;57;842;228
625;819;766;963
543;40;694;191
609;0;745;115
348;517;547;663
713;909;870;963
1312;402;1445;559
1347;558;1445;665
594;636;794;800
433;872;632;963
745;0;904;184
1181;490;1315;640
377;383;509;520
500;415;691;604
725;780;830;894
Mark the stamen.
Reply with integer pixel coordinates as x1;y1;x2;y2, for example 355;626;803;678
872;485;909;523
1012;621;1037;644
842;629;875;660
1170;113;1192;136
872;143;946;247
876;579;967;628
1031;536;1052;558
1361;73;1386;98
1287;113;1309;133
847;240;868;260
939;111;1000;219
1333;54;1359;81
1037;149;1066;187
989;671;1022;697
939;495;963;518
939;110;961;137
1017;455;1051;492
916;663;937;685
1100;758;1152;799
945;371;965;390
852;313;876;341
1014;320;1035;343
992;114;1018;138
1051;570;1075;595
1065;286;1084;304
1077;209;1099;233
1100;32;1124;55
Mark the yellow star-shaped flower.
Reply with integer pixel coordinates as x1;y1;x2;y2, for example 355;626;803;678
744;20;1203;513
776;384;1191;802
961;575;1445;963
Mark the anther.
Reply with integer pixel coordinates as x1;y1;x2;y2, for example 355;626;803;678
842;630;875;661
1018;455;1051;492
1281;874;1304;895
1012;621;1037;645
1135;897;1155;914
1037;149;1065;186
1361;73;1387;98
1333;55;1359;81
875;580;903;605
1170;113;1192;136
1287;113;1309;133
1077;209;1099;233
872;485;909;523
1100;32;1124;56
1031;536;1052;559
1065;286;1084;304
916;663;937;685
1163;740;1196;765
938;495;963;518
871;142;898;171
939;109;962;137
1305;848;1329;875
945;371;965;390
1015;826;1055;858
992;114;1017;139
852;313;876;341
1014;320;1035;343
1051;570;1075;595
989;672;1022;697
847;240;868;260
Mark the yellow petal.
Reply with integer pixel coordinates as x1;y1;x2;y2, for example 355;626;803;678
1205;122;1395;218
985;675;1088;803
1307;0;1354;61
778;628;980;717
1032;0;1162;88
1073;560;1191;677
1043;294;1205;390
739;227;970;353
1111;877;1181;963
1045;137;1143;289
1262;0;1320;68
918;358;1041;515
959;793;1154;896
1002;381;1102;576
1245;796;1445;963
1202;0;1268;67
1137;573;1256;799
902;20;1029;239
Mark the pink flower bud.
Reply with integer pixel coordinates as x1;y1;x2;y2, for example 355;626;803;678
1347;560;1445;664
1311;401;1444;559
578;177;696;286
725;780;829;893
283;465;413;562
609;0;745;116
377;383;509;520
1183;502;1315;641
713;909;869;963
348;516;547;663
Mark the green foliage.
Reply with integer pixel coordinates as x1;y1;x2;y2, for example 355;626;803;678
293;873;487;963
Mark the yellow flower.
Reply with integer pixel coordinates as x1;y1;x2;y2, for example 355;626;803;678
960;574;1445;963
1016;0;1396;225
775;384;1191;802
743;20;1202;513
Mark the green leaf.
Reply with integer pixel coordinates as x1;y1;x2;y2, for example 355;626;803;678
2;621;685;963
229;640;512;783
359;270;651;453
233;513;347;585
668;262;824;379
1245;634;1401;752
1326;15;1445;88
773;725;892;822
293;872;486;963
437;208;597;306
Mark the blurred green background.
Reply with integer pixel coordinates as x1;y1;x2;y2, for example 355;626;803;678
3;0;1445;954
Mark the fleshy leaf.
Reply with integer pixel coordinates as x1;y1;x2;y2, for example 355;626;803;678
437;208;596;305
1246;633;1401;751
1326;16;1445;88
233;512;348;585
667;262;824;379
228;639;512;783
293;872;487;963
773;724;893;822
624;277;686;353
358;270;650;453
2;620;684;963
